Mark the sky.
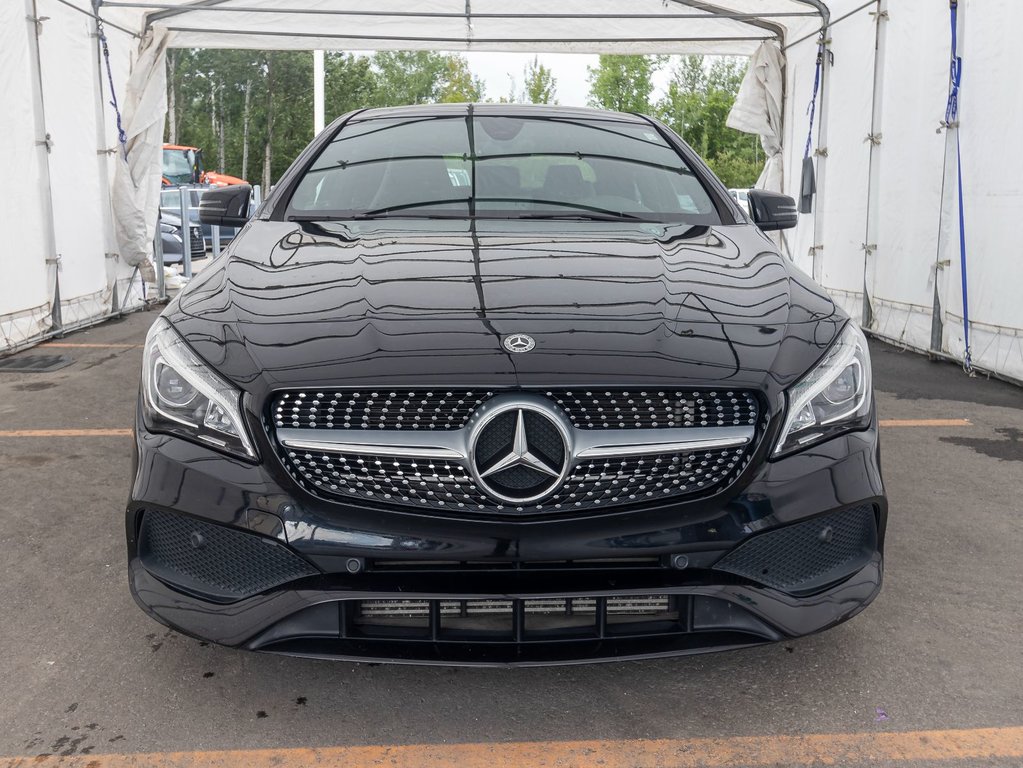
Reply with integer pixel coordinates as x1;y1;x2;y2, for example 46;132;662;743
462;52;675;107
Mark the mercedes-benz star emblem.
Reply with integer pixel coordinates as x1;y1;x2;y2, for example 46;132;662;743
469;399;571;505
502;333;535;353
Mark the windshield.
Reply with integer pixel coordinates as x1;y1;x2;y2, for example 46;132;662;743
163;149;196;185
287;115;720;224
160;188;204;210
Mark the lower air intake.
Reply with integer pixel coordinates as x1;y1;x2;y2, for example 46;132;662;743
138;509;318;602
713;504;877;595
249;594;782;664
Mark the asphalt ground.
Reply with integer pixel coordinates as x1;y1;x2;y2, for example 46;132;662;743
0;308;1021;767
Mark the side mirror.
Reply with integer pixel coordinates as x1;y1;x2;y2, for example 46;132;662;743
747;189;798;231
199;184;251;228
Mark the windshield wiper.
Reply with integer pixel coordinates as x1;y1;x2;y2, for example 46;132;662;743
288;199;471;222
475;198;650;222
290;199;651;223
288;212;467;222
508;212;649;222
353;199;471;218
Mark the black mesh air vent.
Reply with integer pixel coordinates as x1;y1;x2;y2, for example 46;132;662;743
713;505;877;595
138;509;318;602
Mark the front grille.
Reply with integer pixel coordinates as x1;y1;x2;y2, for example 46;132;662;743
271;388;758;431
547;389;759;429
189;226;204;254
357;596;672;622
269;387;762;515
283;445;750;513
137;509;318;601
713;505;877;595
273;390;493;430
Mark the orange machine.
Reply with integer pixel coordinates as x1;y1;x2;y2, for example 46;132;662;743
162;144;247;187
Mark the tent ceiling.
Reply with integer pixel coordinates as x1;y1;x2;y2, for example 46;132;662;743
97;0;828;55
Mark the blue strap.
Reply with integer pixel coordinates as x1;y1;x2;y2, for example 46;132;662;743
804;35;825;159
945;0;972;372
97;21;128;161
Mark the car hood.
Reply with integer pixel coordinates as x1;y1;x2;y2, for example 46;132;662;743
168;220;844;405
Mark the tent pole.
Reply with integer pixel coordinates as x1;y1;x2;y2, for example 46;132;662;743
158;28;777;47
25;0;64;338
810;29;832;284
861;0;888;329
91;2;123;319
114;2;820;22
669;0;785;42
313;50;324;134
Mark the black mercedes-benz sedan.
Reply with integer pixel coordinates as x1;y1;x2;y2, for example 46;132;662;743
127;104;885;665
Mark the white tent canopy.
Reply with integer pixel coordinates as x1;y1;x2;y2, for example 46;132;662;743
112;0;828;54
4;0;1023;385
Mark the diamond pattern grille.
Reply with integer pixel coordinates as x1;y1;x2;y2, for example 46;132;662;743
270;388;761;515
283;444;752;515
271;389;759;431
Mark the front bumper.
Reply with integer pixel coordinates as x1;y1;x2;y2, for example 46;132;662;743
126;421;886;666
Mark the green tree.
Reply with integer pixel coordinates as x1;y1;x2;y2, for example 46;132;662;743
170;49;267;181
324;52;377;119
656;55;762;188
438;55;485;103
586;55;659;114
370;51;450;106
259;51;314;185
166;49;501;188
523;56;557;104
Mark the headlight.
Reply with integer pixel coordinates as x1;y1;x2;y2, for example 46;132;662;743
773;322;873;456
159;222;176;234
141;318;258;460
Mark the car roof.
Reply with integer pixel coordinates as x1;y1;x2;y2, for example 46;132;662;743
347;103;650;124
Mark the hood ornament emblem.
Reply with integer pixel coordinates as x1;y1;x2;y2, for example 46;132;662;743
502;333;535;353
468;398;571;505
480;409;561;481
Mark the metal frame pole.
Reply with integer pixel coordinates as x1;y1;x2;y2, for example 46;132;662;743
153;209;166;299
25;0;64;336
313;49;325;134
178;186;192;278
861;0;888;330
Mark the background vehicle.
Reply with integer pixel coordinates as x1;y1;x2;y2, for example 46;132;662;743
160;187;241;249
162;145;247;188
157;211;204;265
728;187;751;212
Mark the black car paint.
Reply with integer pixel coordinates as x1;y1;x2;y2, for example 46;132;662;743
127;104;886;665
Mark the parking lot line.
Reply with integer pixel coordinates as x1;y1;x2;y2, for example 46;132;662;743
2;726;1022;767
42;342;142;349
0;429;132;438
879;418;972;427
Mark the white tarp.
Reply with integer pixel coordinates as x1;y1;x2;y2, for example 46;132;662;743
150;0;826;56
0;1;54;349
4;0;1023;384
727;41;785;192
940;0;1023;381
782;0;1023;382
112;27;170;284
1;0;145;353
